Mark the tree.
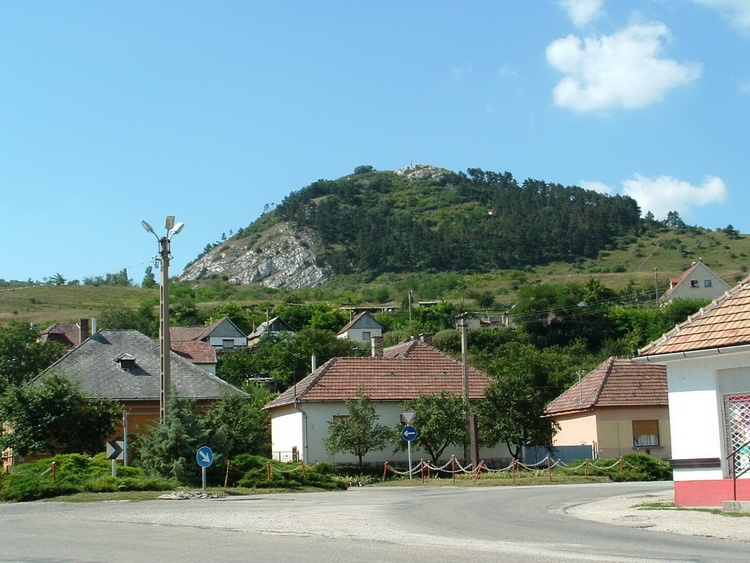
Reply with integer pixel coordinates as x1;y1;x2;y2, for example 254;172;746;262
324;390;393;466
397;391;467;464
477;376;558;460
136;392;225;483
142;266;157;288
201;388;273;458
0;374;120;456
98;305;157;337
0;321;66;392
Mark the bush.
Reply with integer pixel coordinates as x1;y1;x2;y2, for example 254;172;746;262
0;453;178;502
565;453;671;482
228;455;346;490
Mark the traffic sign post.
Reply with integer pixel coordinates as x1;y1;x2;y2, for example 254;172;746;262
196;446;214;490
401;425;418;479
106;440;125;477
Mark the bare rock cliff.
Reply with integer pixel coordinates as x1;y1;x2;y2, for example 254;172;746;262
177;221;331;289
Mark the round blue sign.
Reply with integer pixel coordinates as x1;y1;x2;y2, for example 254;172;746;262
196;445;214;468
401;425;418;442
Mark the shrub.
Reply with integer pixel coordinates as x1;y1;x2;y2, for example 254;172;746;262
565;453;671;482
228;455;346;490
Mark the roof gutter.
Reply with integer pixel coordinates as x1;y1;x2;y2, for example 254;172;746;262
635;343;750;363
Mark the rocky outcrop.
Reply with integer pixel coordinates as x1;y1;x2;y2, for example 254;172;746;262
177;222;332;289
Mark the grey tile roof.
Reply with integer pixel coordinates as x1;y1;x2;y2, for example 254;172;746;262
36;330;246;401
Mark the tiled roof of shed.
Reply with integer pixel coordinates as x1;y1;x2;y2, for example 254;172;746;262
545;357;667;416
36;330;245;401
265;340;491;409
171;340;217;364
639;278;750;356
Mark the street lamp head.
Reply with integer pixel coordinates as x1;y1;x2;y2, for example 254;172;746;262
141;220;155;235
170;222;185;237
165;216;175;230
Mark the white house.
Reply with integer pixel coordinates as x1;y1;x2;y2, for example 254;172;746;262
335;311;383;345
170;317;247;351
264;337;508;466
660;259;731;303
637;278;750;507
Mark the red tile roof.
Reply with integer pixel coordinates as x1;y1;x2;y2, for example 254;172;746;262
545;357;667;416
171;340;217;364
265;340;492;409
639;278;750;356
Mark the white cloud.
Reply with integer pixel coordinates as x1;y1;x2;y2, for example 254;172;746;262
558;0;604;28
546;23;702;113
621;173;727;220
692;0;750;29
580;180;613;194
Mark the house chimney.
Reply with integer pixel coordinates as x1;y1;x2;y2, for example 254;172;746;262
79;318;90;343
371;335;384;358
419;333;433;346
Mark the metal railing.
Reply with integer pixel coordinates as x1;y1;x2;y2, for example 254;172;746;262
726;438;750;501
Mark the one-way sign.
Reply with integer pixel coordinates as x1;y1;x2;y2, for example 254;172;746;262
106;440;124;460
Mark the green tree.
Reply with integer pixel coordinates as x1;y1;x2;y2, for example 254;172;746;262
201;388;273;458
0;321;66;392
98;304;157;337
477;376;558;460
0;374;120;456
142;266;157;288
136;392;226;483
397;391;467;464
324;390;392;466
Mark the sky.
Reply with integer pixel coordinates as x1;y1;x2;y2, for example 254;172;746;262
1;0;749;283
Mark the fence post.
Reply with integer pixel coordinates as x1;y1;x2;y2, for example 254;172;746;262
547;455;552;481
451;455;456;482
382;462;389;481
620;456;624;473
420;460;425;483
266;462;272;482
585;459;589;477
512;459;517;484
51;461;56;481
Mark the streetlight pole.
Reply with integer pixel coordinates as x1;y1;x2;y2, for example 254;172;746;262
142;216;184;424
456;312;479;469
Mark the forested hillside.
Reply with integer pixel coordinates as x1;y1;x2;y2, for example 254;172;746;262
272;165;642;275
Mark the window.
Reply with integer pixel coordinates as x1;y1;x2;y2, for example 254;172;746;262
704;279;713;287
633;420;659;447
362;331;371;341
332;415;350;424
690;280;699;288
222;338;235;350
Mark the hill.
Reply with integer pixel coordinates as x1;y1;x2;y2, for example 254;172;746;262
178;164;644;288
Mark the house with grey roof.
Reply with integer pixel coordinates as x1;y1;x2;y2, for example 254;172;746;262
546;357;669;460
637;277;750;507
247;317;296;347
35;329;246;435
336;311;383;345
659;259;731;303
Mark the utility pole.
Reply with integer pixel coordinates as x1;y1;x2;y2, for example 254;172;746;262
457;312;479;469
142;216;184;423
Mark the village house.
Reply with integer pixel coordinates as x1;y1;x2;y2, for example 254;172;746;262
170;316;247;352
637;278;750;507
545;357;670;460
659;259;731;303
264;336;508;466
247;316;296;347
335;311;383;345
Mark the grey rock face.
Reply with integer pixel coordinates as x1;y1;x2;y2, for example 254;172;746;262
177;222;332;289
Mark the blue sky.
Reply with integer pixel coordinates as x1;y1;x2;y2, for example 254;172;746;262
1;0;749;283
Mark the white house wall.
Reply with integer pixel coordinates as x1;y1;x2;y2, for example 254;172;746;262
659;352;750;481
270;401;509;467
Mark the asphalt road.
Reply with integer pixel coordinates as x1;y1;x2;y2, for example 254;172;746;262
1;482;747;562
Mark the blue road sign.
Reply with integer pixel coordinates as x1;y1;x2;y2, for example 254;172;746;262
401;425;418;442
196;446;214;468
